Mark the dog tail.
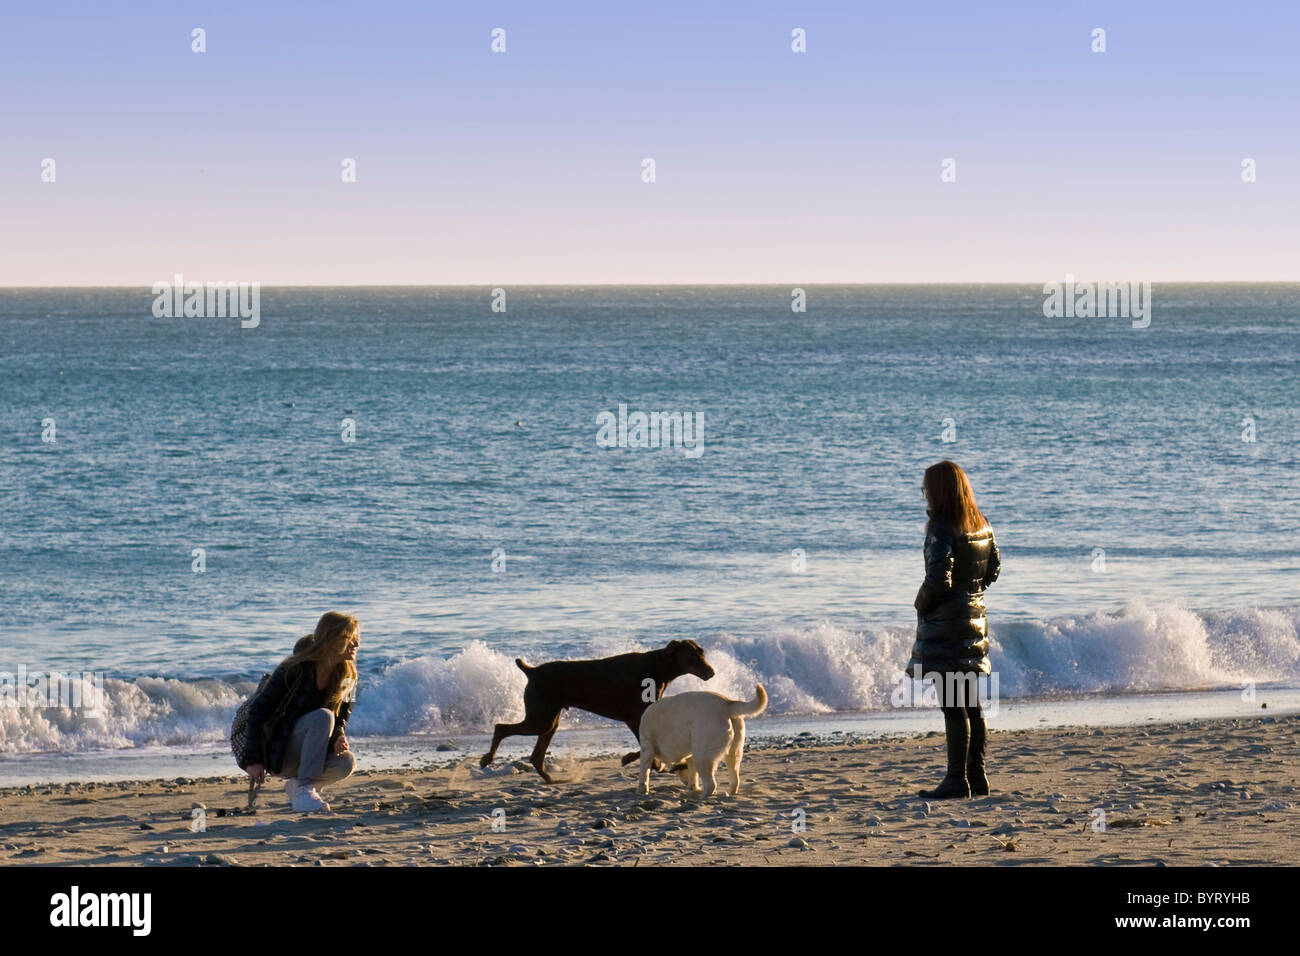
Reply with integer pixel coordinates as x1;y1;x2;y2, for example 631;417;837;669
728;684;767;719
515;658;533;674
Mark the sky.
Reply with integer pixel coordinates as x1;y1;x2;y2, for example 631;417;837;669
1;1;1297;285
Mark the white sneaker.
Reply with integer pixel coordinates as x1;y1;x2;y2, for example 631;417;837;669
291;785;330;813
283;779;299;803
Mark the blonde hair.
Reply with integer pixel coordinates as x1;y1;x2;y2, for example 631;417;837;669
282;611;360;713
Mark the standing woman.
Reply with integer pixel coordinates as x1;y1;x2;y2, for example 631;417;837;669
244;612;361;812
907;461;1001;799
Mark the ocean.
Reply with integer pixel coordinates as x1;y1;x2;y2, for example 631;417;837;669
1;285;1298;780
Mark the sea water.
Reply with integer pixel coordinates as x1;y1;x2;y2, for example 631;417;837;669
1;285;1297;778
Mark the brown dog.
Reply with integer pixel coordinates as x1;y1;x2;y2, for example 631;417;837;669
479;640;716;782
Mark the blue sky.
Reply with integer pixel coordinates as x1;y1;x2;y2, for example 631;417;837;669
2;1;1297;283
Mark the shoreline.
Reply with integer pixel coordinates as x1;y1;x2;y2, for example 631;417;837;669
4;684;1295;788
2;712;1294;867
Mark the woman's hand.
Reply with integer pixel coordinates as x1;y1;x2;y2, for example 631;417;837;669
332;735;349;756
246;763;265;785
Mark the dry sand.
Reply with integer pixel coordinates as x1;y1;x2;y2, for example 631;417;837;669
1;714;1294;866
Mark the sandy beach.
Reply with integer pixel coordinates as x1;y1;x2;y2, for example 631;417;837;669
1;713;1294;867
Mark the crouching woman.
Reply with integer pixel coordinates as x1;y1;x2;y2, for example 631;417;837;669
244;612;361;812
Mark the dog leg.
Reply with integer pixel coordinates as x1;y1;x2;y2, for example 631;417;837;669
632;717;682;774
727;717;745;795
638;748;654;795
623;751;678;772
699;759;718;799
481;714;552;769
625;756;681;772
529;714;561;783
480;723;512;768
622;719;669;771
621;750;669;770
679;757;701;794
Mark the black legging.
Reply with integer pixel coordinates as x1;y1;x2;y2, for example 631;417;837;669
935;672;983;720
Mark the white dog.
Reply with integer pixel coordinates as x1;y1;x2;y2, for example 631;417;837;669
637;685;767;797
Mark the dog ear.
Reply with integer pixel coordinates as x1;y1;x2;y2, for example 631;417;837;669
665;640;682;652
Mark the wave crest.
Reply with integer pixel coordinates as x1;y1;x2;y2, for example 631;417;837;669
2;602;1296;753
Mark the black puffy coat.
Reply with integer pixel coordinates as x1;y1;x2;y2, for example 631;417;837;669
242;661;353;775
907;519;1000;675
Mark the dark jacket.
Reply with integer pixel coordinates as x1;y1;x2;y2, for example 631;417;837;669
907;519;1000;675
243;660;353;774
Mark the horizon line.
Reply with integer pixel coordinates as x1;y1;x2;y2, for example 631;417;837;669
2;280;1299;290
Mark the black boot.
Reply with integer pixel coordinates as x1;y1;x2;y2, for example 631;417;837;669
919;716;971;799
967;714;989;796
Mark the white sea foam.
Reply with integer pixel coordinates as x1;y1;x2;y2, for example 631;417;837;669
2;602;1296;753
0;676;245;754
